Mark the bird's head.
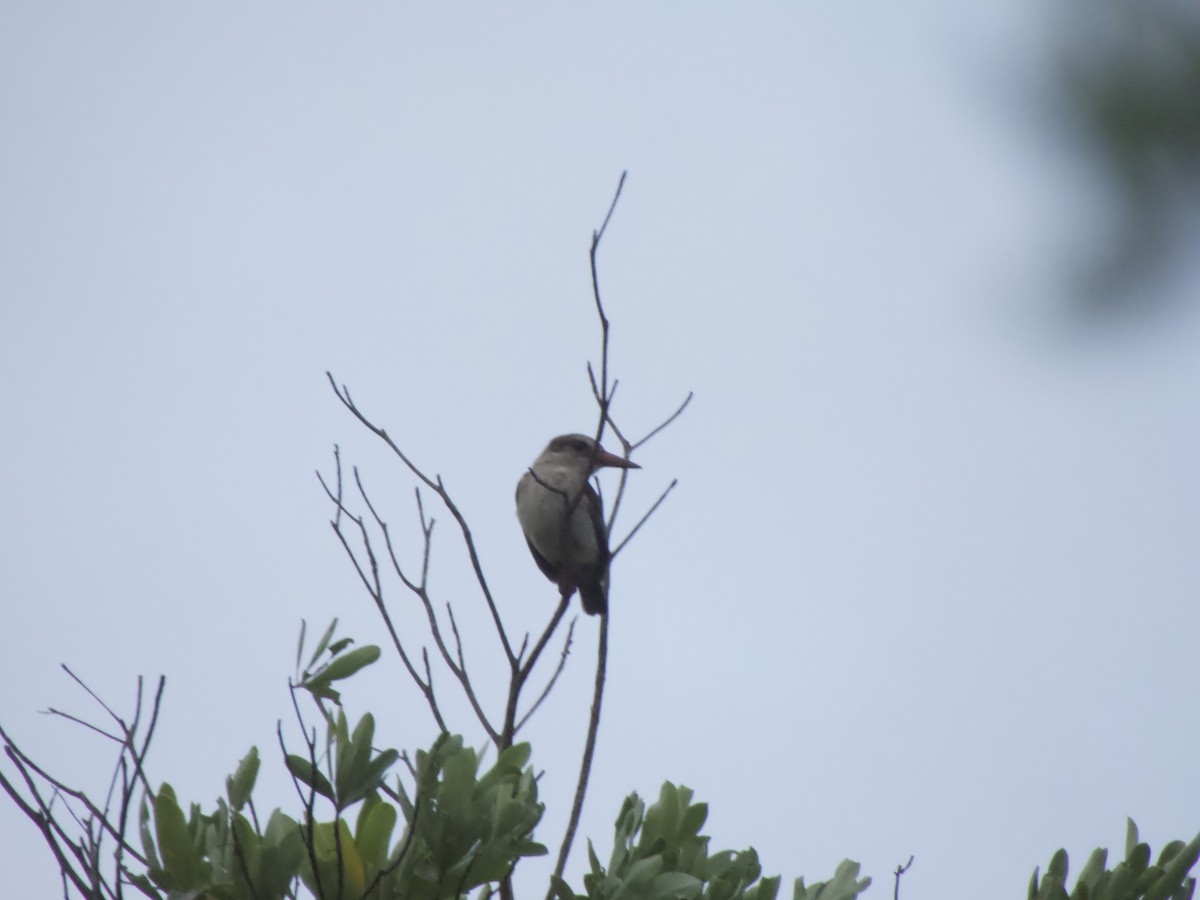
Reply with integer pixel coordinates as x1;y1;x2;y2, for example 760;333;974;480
541;433;640;474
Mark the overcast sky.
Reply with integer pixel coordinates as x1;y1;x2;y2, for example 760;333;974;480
2;4;1198;899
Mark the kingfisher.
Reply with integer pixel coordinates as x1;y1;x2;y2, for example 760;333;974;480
515;434;639;615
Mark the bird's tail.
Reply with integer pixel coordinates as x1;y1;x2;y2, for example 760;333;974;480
578;581;607;616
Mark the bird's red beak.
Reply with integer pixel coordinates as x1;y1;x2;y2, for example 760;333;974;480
595;448;640;469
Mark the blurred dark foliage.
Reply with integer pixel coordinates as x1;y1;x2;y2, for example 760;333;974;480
1055;0;1200;313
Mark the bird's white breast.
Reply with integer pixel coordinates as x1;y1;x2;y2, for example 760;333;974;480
516;464;599;566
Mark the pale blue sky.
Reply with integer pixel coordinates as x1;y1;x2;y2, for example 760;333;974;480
2;4;1198;899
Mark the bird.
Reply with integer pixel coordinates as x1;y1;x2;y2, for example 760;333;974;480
515;433;640;615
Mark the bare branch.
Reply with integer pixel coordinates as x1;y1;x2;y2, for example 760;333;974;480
60;665;124;731
549;610;609;893
632;391;694;452
326;373;516;665
594;171;627;246
442;603;499;745
349;462;495;742
500;595;572;748
42;708;120;745
515;618;576;734
0;716;152;872
320;451;449;734
894;855;914;900
281;686;329;900
612;479;678;559
0;764;91;896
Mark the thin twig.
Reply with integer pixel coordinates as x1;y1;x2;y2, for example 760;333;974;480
515;619;576;734
319;453;450;735
352;465;494;741
546;173;626;894
42;709;120;744
282;684;328;900
549;611;609;894
0;724;150;868
500;595;571;748
612;479;678;559
361;785;423;899
633;393;694;452
60;665;124;729
894;855;914;900
326;374;516;665
0;764;90;896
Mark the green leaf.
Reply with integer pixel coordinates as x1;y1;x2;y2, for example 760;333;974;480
1158;841;1187;867
317;645;381;685
626;855;664;886
1075;848;1107;895
307;618;339;671
259;810;304;897
549;874;578;900
357;801;397;870
285;754;334;801
139;795;162;874
225;746;260;812
1127;819;1140;861
588;839;604;875
304;819;365;899
754;874;783;900
650;871;702;899
154;784;207;890
1131;843;1153;873
295;619;308;676
1144;833;1200;900
681;802;708;838
1046;848;1069;887
125;871;162;899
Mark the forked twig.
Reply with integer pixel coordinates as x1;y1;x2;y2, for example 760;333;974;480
326;374;516;666
894;855;915;900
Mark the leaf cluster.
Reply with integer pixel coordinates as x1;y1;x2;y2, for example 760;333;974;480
1030;819;1199;900
551;782;869;900
126;630;546;900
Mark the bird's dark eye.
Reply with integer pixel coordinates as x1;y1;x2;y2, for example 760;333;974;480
572;439;588;453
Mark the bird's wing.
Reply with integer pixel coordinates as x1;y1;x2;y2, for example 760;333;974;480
585;481;609;563
524;537;562;582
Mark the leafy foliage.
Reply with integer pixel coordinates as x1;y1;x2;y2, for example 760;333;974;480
550;782;869;900
137;733;544;900
5;620;1197;900
128;629;547;900
1029;819;1199;900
